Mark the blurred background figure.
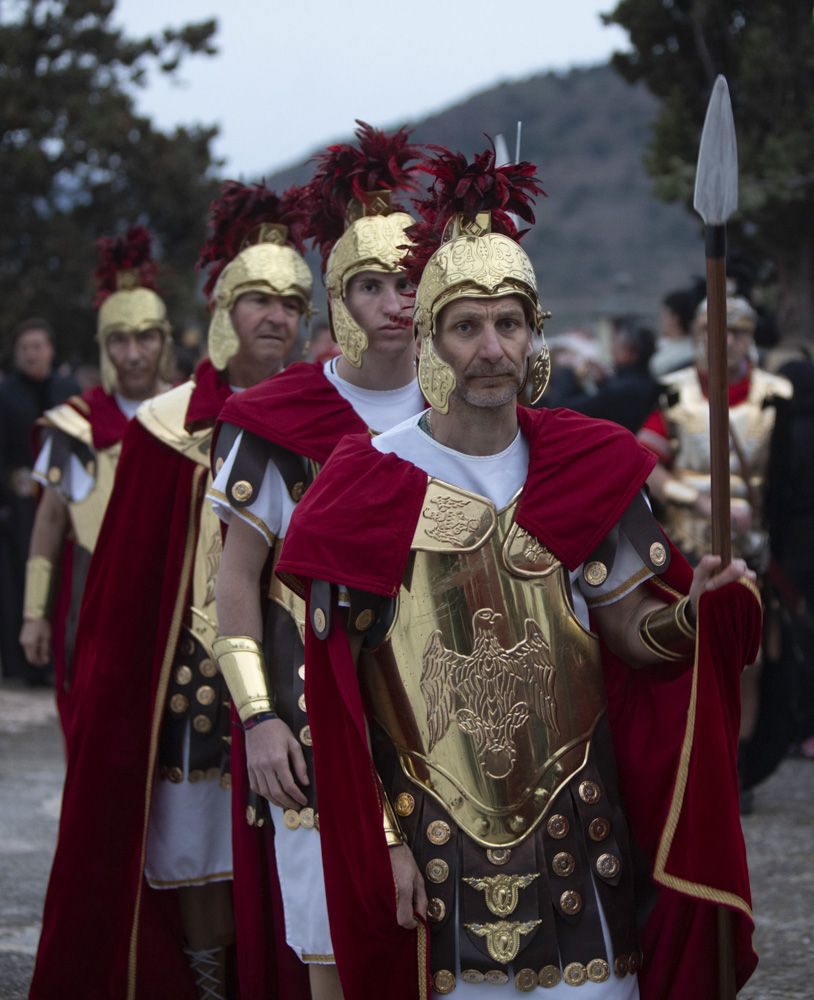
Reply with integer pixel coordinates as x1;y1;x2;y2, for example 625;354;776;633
650;282;706;377
537;319;659;433
0;319;78;685
304;319;341;365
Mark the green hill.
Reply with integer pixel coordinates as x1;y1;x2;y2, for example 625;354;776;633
268;63;704;334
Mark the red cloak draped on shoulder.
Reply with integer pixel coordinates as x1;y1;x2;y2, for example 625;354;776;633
276;406;760;1000
213;361;371;999
31;360;233;1000
215;360;368;460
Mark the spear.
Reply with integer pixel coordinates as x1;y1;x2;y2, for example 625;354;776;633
692;73;738;1000
694;74;738;566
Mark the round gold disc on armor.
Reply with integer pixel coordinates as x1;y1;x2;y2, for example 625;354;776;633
426;820;451;845
538;965;562;988
231;480;253;502
614;955;629;977
196;685;216;706
587;959;610;983
578;779;602;804
199;658;217;678
486;848;512;866
427;897;446;923
220;773;232;791
192;714;212;734
563;962;588;987
314;812;320;831
354;608;375;631
484;970;509;985
47;466;61;484
291;481;305;502
508;814;527;834
559;890;583;916
167;766;184;783
188;769;205;783
588;817;611;842
313;608;326;633
649;541;667;567
596;852;621;879
169;693;189;714
628;952;642;974
206;767;220;781
298;664;305;680
546;814;569;839
551;851;576;877
246;805;256;826
283;809;301;830
461;969;484;984
515;968;538;992
432;970;455;994
175;665;193;685
180;634;195;656
395;792;415;817
426;858;449;883
297;692;307;713
583;560;608;586
299;725;312;747
300;807;315;829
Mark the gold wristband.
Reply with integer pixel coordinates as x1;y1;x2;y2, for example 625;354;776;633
663;478;700;507
23;556;55;620
382;789;405;847
212;635;273;723
638;596;697;662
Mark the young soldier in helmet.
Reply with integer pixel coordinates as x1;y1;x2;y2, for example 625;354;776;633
31;184;312;1000
276;148;762;999
209;123;426;1000
20;227;171;732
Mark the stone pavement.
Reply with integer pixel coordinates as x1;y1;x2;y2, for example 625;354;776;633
0;682;812;999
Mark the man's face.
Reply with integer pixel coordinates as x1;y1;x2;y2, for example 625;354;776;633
230;291;301;373
106;327;165;398
435;295;532;409
695;323;753;382
15;328;54;381
344;271;414;357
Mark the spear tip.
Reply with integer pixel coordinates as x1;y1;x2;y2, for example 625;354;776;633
693;74;739;226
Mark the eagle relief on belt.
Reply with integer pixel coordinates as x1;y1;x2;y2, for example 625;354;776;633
420;609;559;780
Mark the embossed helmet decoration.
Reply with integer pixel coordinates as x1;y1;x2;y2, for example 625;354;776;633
94;226;172;393
402;146;549;412
198;181;313;371
305;120;423;367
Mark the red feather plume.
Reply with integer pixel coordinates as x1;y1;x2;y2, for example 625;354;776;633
197;181;311;299
304;120;423;269
402;144;546;287
93;226;158;307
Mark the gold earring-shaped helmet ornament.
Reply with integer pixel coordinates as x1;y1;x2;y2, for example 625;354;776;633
325;200;414;368
93;229;173;394
414;212;549;413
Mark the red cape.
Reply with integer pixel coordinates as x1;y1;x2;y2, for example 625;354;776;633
38;387;130;733
31;360;234;1000
277;406;760;1000
215;362;370;998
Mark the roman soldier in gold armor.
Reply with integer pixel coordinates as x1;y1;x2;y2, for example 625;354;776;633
31;184;312;1000
209;123;425;1000
20;227;171;730
276;147;762;999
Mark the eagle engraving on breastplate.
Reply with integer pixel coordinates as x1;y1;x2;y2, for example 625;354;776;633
421;609;558;780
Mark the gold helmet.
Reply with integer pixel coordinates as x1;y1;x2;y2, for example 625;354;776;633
94;227;172;393
198;182;313;371
306;121;422;367
695;294;757;335
402;147;549;412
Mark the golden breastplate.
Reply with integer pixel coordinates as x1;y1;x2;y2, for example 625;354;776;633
360;479;605;849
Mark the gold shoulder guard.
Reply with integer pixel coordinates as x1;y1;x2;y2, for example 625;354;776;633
136;380;212;468
750;367;793;403
41;400;93;447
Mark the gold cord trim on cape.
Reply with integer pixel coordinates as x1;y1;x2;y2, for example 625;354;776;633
652;581;760;919
417;920;428;1000
127;465;205;1000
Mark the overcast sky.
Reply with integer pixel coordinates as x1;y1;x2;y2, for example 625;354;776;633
116;0;630;177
